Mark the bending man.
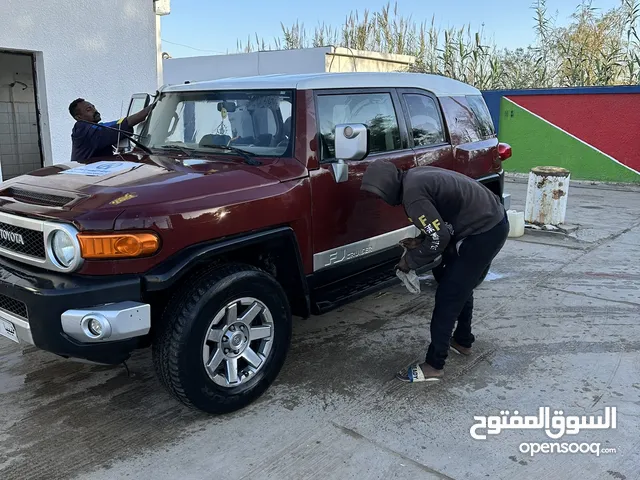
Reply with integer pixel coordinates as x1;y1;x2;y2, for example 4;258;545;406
361;160;509;382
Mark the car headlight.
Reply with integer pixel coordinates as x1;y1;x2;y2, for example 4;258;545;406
51;229;77;268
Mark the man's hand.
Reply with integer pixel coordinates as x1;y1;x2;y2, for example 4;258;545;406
400;237;422;250
395;255;411;273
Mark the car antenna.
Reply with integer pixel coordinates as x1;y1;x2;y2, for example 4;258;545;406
114;99;123;155
111;100;127;161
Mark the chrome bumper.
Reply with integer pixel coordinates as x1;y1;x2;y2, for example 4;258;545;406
0;310;34;344
61;301;151;343
0;301;150;347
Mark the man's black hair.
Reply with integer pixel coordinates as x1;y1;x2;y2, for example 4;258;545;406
68;98;85;118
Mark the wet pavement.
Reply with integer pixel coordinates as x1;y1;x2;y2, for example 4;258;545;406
1;177;639;480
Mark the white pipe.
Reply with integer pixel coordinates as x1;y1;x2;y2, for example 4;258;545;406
524;166;571;226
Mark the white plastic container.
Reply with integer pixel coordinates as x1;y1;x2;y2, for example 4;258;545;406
507;210;525;238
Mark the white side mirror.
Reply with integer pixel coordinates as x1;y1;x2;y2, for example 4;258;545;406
330;123;369;184
335;123;369;161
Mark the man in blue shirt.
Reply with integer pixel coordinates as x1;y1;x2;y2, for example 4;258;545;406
69;98;153;162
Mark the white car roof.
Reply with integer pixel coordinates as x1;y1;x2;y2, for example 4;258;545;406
162;72;480;98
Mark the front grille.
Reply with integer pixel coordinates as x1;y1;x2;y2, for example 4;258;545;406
0;221;45;258
1;187;73;207
0;293;28;319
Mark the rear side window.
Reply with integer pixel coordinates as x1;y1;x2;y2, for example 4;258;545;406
316;92;401;159
403;94;446;147
466;95;495;139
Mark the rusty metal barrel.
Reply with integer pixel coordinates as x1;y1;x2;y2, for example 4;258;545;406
524;166;570;226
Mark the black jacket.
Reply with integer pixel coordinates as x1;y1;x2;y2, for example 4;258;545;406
361;161;505;270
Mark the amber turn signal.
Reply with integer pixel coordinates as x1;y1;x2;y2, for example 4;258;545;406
78;233;160;259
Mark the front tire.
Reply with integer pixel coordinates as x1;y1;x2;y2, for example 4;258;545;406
153;263;292;414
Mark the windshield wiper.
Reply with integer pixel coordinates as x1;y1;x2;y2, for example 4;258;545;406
154;144;193;156
200;144;262;166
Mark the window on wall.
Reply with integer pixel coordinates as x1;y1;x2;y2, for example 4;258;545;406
466;95;495;139
316;92;401;160
403;94;446;147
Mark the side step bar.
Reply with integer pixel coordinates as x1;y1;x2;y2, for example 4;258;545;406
310;259;433;315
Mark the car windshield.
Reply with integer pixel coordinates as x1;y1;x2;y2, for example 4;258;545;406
140;90;294;158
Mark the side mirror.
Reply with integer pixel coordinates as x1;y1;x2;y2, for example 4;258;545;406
127;93;151;117
125;93;152;149
331;123;369;184
335;123;369;161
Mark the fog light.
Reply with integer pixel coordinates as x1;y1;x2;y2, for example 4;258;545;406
81;314;111;340
88;318;103;336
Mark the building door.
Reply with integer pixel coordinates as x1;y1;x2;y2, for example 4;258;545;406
0;51;44;182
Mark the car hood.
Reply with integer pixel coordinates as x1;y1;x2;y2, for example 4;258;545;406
0;153;289;219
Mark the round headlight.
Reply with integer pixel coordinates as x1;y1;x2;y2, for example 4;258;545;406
51;230;76;268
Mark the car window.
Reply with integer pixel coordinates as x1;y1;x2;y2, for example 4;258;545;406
279;99;293;140
466;95;495;139
403;94;446;147
316;92;401;159
143;90;293;157
280;100;292;121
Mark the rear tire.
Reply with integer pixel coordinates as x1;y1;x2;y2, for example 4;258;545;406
153;263;292;414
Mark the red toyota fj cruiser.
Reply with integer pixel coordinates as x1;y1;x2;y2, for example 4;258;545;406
0;72;511;413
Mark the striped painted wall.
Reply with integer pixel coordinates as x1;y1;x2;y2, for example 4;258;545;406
482;86;640;183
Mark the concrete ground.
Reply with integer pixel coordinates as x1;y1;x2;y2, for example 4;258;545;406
1;178;639;480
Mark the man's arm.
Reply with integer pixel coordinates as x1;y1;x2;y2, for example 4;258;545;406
126;104;154;128
403;198;451;270
77;104;152;154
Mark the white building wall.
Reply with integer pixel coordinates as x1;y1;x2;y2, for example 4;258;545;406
163;47;416;86
0;0;162;167
163;48;332;85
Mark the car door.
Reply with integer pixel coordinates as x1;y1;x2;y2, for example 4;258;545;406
309;88;417;274
397;88;455;169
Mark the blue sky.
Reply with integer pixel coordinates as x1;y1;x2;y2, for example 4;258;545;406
161;0;621;58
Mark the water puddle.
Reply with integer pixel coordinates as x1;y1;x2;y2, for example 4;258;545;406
417;271;506;282
484;271;506;281
418;273;434;282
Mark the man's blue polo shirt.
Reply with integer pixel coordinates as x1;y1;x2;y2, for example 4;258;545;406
70;118;133;162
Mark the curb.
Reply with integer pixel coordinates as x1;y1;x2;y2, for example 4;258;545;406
524;223;579;235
